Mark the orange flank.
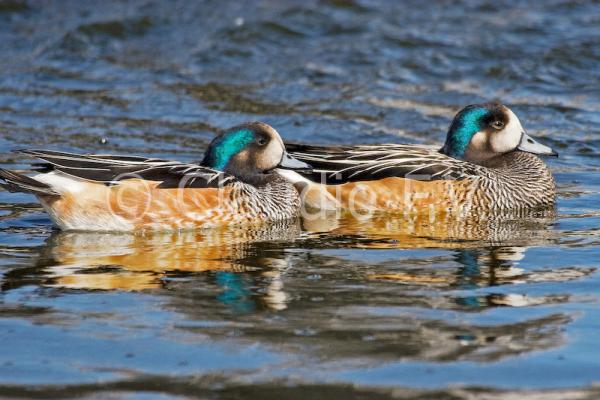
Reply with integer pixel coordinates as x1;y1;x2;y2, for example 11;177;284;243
40;179;257;231
299;176;481;216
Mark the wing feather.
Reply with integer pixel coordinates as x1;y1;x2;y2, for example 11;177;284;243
17;149;234;189
284;143;483;184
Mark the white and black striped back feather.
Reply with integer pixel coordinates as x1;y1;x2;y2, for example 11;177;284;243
17;149;236;189
284;143;484;184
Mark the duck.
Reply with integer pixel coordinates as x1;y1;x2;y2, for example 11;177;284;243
278;103;557;215
0;122;311;232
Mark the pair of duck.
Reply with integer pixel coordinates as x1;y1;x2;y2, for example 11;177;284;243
0;102;557;232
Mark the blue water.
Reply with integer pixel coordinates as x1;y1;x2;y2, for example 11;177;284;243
1;0;599;398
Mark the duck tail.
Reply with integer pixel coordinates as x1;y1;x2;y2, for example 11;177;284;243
0;168;59;196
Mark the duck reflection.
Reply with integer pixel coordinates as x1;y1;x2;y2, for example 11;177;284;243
451;247;575;309
360;242;588;310
161;211;584;364
455;246;527;289
302;208;557;248
243;247;580;364
24;220;301;312
0;209;586;364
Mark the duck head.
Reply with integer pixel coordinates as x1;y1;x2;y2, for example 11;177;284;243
201;122;311;179
440;103;557;164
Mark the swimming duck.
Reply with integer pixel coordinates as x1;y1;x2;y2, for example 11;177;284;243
279;103;557;214
0;122;311;231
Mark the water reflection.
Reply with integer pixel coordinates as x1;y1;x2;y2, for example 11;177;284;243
166;245;574;364
302;209;558;247
2;220;301;312
4;211;586;307
302;211;589;311
0;211;588;365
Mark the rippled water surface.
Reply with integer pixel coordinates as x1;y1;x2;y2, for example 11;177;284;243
1;0;600;398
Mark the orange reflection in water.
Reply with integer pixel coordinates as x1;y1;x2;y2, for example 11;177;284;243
302;208;557;248
43;220;301;295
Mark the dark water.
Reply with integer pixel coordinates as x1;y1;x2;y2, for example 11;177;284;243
1;0;599;398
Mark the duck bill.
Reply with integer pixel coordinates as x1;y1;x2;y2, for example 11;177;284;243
517;132;558;156
278;151;312;171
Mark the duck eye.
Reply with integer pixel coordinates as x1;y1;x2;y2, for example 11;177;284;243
491;120;504;130
257;137;268;146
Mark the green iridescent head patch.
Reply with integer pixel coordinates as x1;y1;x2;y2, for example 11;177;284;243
203;129;255;171
442;106;489;158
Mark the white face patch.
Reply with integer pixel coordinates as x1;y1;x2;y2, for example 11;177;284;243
252;125;285;171
469;131;488;152
260;134;285;170
489;108;523;153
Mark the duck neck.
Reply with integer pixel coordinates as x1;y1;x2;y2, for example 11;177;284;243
233;171;279;187
483;151;556;208
237;174;302;219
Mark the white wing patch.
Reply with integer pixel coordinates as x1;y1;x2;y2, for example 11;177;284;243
34;171;87;194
